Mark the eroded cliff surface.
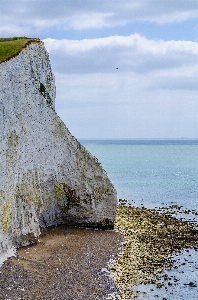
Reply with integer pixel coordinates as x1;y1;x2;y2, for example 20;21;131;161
0;40;117;263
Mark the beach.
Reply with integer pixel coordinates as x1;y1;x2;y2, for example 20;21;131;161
0;226;123;300
0;204;197;300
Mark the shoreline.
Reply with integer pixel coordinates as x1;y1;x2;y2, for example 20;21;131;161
0;204;197;299
112;204;198;299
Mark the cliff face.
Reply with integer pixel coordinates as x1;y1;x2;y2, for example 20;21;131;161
0;41;117;264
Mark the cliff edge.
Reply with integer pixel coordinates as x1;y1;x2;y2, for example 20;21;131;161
0;39;117;263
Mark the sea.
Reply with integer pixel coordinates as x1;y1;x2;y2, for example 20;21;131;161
80;139;198;300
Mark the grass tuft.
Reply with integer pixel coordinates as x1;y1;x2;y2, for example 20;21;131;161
0;37;41;63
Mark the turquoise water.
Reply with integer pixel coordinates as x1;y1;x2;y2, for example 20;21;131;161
80;140;198;212
80;139;198;299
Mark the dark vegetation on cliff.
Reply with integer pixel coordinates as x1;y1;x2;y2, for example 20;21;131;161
0;37;41;63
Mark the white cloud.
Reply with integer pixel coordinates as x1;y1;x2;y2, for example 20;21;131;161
150;10;198;24
66;12;114;30
43;35;198;81
44;34;198;138
0;25;28;37
1;1;198;138
54;71;198;139
1;0;198;36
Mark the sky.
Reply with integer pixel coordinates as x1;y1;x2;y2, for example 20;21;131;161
1;0;198;139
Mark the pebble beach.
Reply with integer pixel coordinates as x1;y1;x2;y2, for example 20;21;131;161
112;203;198;299
0;203;198;299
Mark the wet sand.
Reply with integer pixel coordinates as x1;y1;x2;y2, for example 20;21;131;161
0;226;123;300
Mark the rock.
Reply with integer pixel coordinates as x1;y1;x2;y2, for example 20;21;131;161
0;39;117;264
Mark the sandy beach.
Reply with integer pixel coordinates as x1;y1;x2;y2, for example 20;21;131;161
0;226;123;300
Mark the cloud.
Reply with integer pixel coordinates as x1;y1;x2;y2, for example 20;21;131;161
65;12;114;30
54;71;198;138
46;34;198;138
1;0;198;36
1;1;198;138
43;35;198;87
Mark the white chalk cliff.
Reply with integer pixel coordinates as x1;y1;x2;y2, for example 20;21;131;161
0;40;117;264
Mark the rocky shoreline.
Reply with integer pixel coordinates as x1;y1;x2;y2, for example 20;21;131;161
0;203;197;300
112;202;198;299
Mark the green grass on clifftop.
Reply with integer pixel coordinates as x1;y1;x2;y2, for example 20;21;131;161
0;37;41;63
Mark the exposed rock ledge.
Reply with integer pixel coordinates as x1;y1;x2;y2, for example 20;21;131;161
0;40;117;264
